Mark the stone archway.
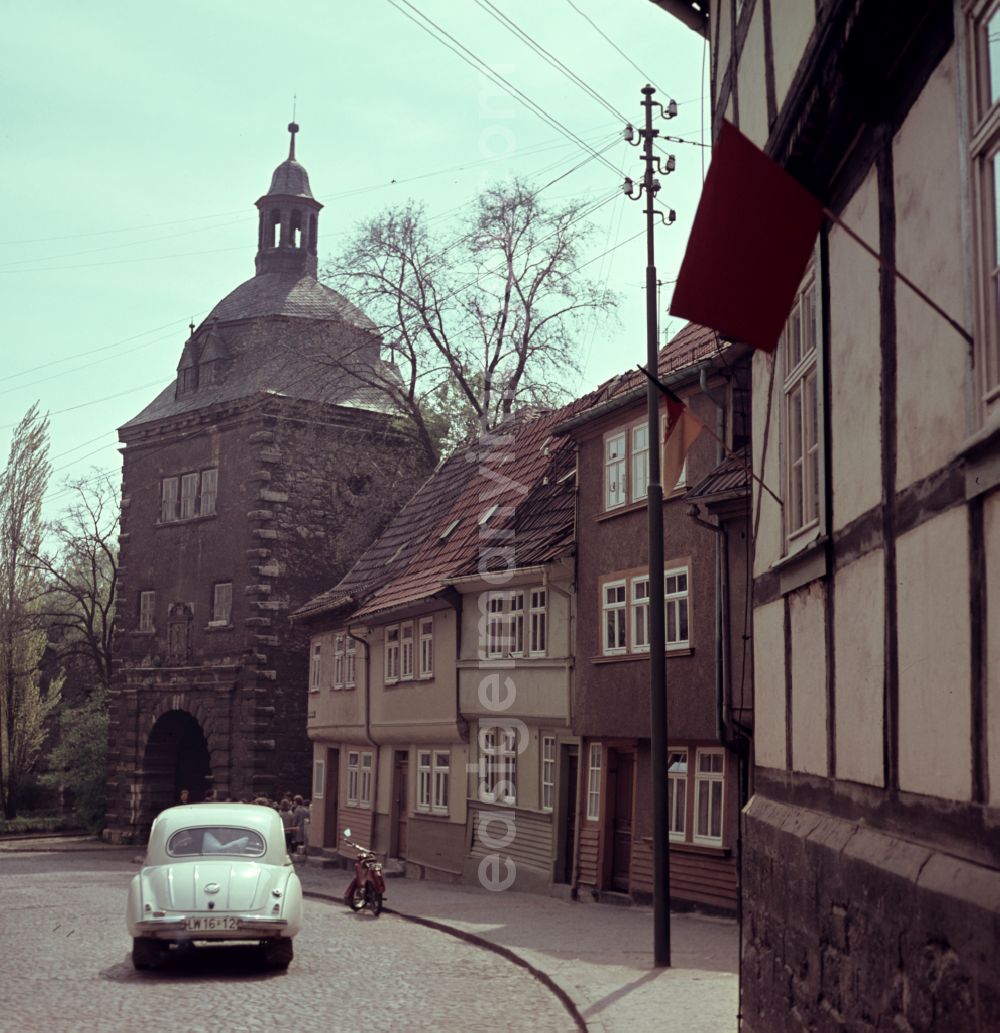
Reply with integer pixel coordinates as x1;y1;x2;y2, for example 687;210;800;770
142;710;212;819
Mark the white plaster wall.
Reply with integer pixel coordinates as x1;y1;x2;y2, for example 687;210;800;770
752;351;783;575
735;5;769;146
986;490;1000;806
830;167;883;530
893;48;967;490
790;580;828;776
753;598;786;768
897;506;972;801
833;549;885;787
714;0;732;113
769;0;815;115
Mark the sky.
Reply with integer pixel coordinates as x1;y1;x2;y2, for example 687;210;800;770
1;0;709;519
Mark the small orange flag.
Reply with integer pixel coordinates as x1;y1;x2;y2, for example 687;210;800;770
663;393;702;494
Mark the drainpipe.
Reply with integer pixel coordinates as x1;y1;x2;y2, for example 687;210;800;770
347;627;380;853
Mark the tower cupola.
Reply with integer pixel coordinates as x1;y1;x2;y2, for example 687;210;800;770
254;122;323;278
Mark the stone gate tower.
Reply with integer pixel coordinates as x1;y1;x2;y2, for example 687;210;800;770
104;125;426;841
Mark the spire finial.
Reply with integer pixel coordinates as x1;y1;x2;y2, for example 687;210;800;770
288;118;299;161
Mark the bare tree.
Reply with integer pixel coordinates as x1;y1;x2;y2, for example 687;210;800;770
31;473;119;695
319;179;616;464
0;403;57;818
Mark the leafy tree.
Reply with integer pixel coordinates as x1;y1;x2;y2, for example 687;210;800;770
319;179;616;463
0;404;56;817
40;687;107;831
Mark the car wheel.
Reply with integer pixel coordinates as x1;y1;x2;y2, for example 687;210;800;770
349;887;365;912
132;937;161;970
262;938;294;969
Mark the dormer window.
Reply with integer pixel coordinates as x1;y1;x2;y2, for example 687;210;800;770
177;367;198;395
439;518;460;541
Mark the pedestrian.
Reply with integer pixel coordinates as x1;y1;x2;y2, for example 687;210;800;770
178;788;190;805
292;795;310;854
279;798;296;852
202;789;216;803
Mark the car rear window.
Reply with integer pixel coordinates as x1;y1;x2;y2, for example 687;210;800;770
167;826;266;857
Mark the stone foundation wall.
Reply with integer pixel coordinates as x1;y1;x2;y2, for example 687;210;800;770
741;795;1000;1032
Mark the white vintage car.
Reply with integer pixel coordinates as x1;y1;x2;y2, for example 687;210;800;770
126;803;303;970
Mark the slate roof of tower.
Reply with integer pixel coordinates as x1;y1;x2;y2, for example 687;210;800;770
204;272;376;328
267;158;314;199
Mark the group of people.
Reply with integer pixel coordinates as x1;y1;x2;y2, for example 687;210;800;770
175;788;312;853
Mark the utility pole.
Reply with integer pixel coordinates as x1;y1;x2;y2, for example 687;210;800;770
624;85;677;968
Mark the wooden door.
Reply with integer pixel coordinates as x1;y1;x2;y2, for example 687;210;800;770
323;749;339;848
561;751;578;884
610;751;634;893
394;753;409;858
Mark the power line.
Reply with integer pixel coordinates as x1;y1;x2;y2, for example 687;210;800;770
385;0;623;177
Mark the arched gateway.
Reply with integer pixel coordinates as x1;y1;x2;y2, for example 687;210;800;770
142;710;211;815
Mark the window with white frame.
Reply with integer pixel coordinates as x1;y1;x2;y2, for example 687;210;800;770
210;582;232;625
200;467;218;516
665;568;690;649
694;749;724;845
345;635;357;687
347;751;359;805
486;593;505;658
310;642;322;691
969;0;1000;400
509;590;525;656
631;423;649;501
541;736;555;811
605;431;627;509
479;725;517;805
529;589;547;655
668;749;688;841
400;621;414;680
139;590;155;632
602;581;627;654
160;477;178;522
432;751;450;813
385;625;400;683
586;743;601;820
418;616;434;678
180;473;199;519
631;577;650;652
313;759;325;799
783;271;821;541
333;634;345;689
360;752;373;808
417;751;432;811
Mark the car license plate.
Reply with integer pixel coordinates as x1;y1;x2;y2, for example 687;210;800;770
185;916;239;932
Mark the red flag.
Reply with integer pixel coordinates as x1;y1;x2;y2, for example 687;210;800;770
670;121;824;354
663;393;702;494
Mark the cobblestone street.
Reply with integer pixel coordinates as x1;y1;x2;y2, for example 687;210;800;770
0;847;574;1033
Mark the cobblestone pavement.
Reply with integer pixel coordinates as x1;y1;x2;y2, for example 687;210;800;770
0;848;575;1033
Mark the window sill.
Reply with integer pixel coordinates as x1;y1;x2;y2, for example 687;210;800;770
642;835;731;857
591;647;693;664
596;488;688;523
156;513;217;528
771;532;828;594
204;622;233;632
413;809;451;820
133;629;155;636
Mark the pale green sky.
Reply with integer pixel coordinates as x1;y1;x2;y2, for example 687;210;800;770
0;0;708;514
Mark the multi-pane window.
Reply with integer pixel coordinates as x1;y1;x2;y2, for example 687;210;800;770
345;635;357;688
310;642;322;691
529;589;547;656
360;752;373;807
312;759;325;799
541;736;555;812
417;751;432;811
631;578;650;652
479;726;517;805
333;634;345;689
665;568;690;649
385;625;400;683
694;749;724;845
586;743;601;820
602;581;627;654
160;478;178;522
509;591;525;656
605;432;627;509
139;590;155;632
159;468;218;523
347;752;359;805
486;593;505;657
432;751;450;813
180;473;199;519
400;622;415;680
211;582;232;625
970;1;1000;398
200;468;218;516
783;274;820;541
668;749;688;840
418;616;434;678
631;424;649;501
